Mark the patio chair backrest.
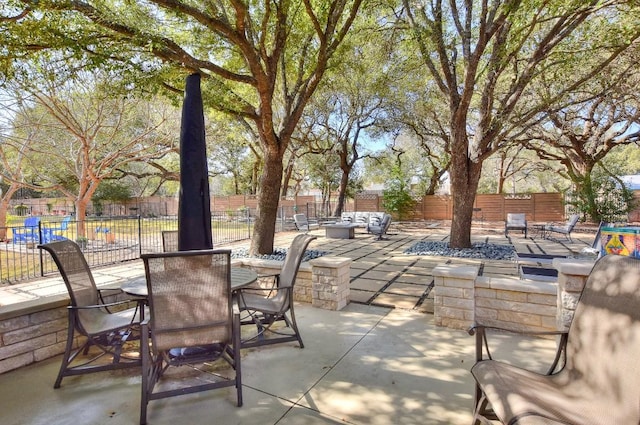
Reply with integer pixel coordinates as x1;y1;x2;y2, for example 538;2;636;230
58;216;71;230
380;214;391;231
278;234;317;291
142;249;233;351
563;255;640;420
161;230;179;252
564;213;579;231
506;213;526;226
38;240;99;309
293;213;319;231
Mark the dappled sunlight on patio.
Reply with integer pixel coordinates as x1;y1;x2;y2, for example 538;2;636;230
0;226;593;424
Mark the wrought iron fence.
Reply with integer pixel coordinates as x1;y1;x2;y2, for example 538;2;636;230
0;209;273;285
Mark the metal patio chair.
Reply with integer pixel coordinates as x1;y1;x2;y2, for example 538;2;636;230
505;213;527;238
161;229;179;252
38;240;144;388
470;254;640;424
293;213;320;232
369;213;391;240
237;233;317;349
12;216;41;244
544;213;580;242
140;249;242;425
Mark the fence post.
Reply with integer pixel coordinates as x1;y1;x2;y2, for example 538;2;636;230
246;208;251;240
39;221;45;277
137;215;143;257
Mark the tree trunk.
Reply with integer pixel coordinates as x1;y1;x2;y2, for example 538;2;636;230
250;150;283;255
0;185;19;241
496;152;508;194
0;202;8;241
75;199;87;238
281;159;294;199
333;168;350;217
448;130;483;248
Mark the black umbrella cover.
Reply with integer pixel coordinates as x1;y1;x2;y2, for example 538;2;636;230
178;73;213;250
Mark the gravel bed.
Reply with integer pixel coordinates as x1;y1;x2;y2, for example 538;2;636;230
404;241;516;261
231;247;329;262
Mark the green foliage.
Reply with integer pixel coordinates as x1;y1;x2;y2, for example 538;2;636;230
92;181;132;203
602;144;640;175
382;165;416;221
15;204;28;215
92;181;132;215
567;169;636;223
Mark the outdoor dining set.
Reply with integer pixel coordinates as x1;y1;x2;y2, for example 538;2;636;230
32;215;640;424
38;232;316;425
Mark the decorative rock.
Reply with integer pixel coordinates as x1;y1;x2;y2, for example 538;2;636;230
404;241;516;261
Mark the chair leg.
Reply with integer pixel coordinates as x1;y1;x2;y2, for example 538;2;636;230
287;304;304;348
232;313;243;407
54;318;77;389
140;323;160;425
472;394;493;425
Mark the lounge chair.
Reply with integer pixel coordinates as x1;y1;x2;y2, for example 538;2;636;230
516;221;607;267
12;216;41;244
44;216;71;241
237;233;316;348
544;213;580;242
505;213;527;238
470;254;640;425
369;213;391;240
38;240;144;388
293;213;319;232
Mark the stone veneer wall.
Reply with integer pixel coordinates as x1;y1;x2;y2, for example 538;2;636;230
0;256;351;375
431;264;478;329
552;259;594;332
433;259;595;333
0;291;133;375
474;277;557;331
232;256;351;311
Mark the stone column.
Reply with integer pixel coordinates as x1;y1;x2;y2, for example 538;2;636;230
432;264;479;330
310;256;352;311
552;259;595;331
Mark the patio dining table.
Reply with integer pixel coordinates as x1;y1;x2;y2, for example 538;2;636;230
121;267;258;298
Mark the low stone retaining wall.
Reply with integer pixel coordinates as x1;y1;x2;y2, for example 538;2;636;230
232;256;351;311
433;259;595;332
0;256;351;375
0;290;133;375
553;259;594;331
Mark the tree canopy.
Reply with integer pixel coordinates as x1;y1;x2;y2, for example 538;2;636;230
400;0;640;247
2;0;364;254
1;0;640;248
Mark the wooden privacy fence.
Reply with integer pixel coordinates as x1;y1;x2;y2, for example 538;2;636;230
356;193;566;222
13;191;639;223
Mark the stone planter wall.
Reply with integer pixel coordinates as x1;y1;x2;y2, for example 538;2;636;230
433;259;595;333
553;259;594;332
474;277;557;332
432;264;478;330
231;255;351;310
0;291;132;375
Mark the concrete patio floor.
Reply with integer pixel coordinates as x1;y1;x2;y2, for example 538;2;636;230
0;302;563;425
0;221;596;424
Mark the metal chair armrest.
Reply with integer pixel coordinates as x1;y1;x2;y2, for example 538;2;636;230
469;324;568;374
69;299;139;310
